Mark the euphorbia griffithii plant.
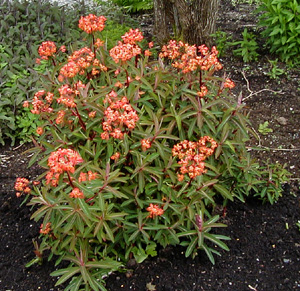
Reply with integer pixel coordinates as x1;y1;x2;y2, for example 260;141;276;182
15;14;289;291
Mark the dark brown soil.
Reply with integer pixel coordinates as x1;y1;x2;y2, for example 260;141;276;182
1;1;300;290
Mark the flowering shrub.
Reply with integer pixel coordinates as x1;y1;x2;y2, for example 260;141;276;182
15;14;289;290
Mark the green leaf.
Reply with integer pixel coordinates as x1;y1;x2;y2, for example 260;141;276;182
204;233;230;251
65;276;83;291
52;267;81;286
25;257;42;268
202;243;215;265
177;230;197;237
213;184;233;201
103;221;115;242
269;27;281;36
185;237;197;257
30;205;51;221
85;259;121;269
132;246;148;263
216;109;234;134
128;229;140;242
78;198;93;221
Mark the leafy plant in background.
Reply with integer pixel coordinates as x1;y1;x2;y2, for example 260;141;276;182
0;0;138;146
99;20;132;49
231;0;262;5
253;162;290;204
211;30;232;57
257;0;300;66
0;0;80;145
104;0;153;13
15;107;44;144
231;28;259;62
267;59;285;79
15;14;289;291
296;220;300;231
258;121;273;135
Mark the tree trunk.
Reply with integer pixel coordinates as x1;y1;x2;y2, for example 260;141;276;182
153;0;171;45
153;0;219;47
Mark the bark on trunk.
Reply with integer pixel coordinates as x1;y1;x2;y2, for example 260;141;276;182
153;0;170;45
153;0;219;47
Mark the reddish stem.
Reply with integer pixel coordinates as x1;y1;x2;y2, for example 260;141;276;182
72;107;86;131
66;171;75;188
85;183;107;203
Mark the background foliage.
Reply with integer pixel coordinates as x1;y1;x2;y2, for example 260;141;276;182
257;0;300;66
103;0;153;12
0;0;136;145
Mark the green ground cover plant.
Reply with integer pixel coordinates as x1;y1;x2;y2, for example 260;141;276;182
267;58;285;79
104;0;153;13
257;0;300;66
231;28;259;62
211;30;232;57
14;13;290;291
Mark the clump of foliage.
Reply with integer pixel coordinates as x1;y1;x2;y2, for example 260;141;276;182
0;0;81;145
211;30;232;57
257;0;300;66
15;14;289;291
267;58;285;79
231;28;259;62
100;20;133;49
258;121;273;135
231;0;262;5
101;0;153;13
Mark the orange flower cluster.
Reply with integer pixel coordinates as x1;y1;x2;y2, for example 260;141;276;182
92;58;108;76
146;203;164;218
109;42;142;64
159;41;223;73
69;188;84;199
78;14;106;34
31;90;54;115
78;171;98;182
36;127;43;135
141;138;151;151
101;91;139;140
109;29;143;64
223;78;235;89
40;222;51;235
121;28;144;44
144;49;152;57
110;152;120;161
197;85;208;98
74;80;86;94
68;47;95;69
59;47;95;81
95;38;104;48
89;111;96;118
57;84;77;108
172;136;217;180
46;148;84;186
23;100;29;108
56;110;66;125
14;177;31;197
38;41;56;60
